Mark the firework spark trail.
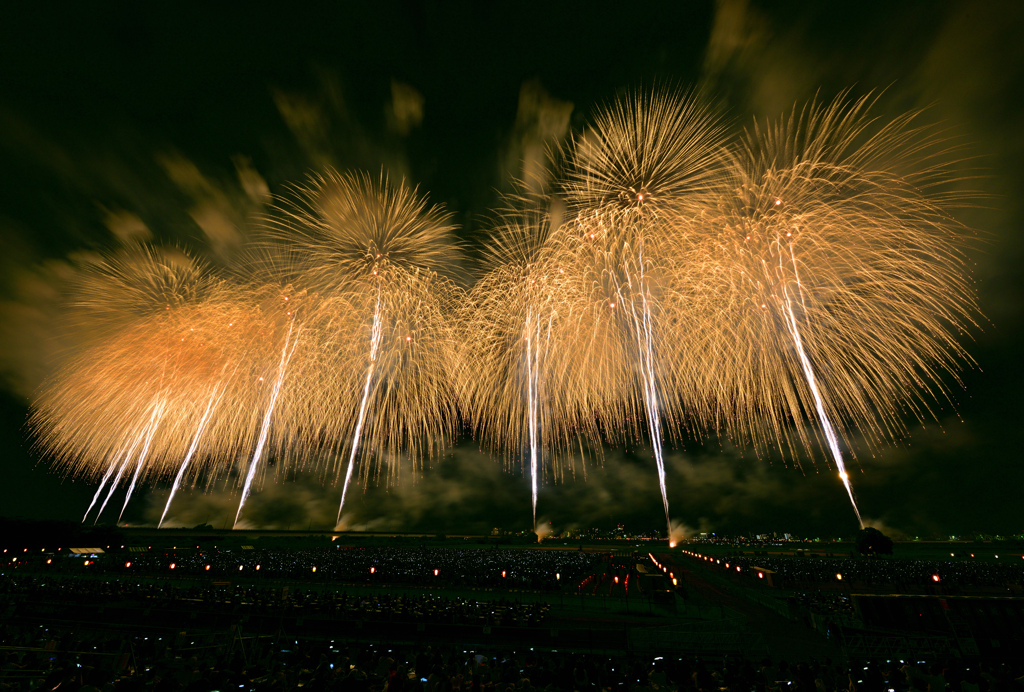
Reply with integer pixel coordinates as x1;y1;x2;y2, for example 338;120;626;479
159;382;227;528
82;453;122;523
94;459;129;525
782;290;864;527
524;308;545;528
119;400;165;523
234;318;300;528
99;403;165;524
638;296;670;529
524;309;555;530
615;250;671;531
93;423;151;524
337;292;384;525
525;310;538;528
784;242;864;527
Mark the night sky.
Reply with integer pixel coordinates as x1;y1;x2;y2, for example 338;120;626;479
1;1;1022;537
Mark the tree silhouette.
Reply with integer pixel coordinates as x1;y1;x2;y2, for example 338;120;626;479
856;527;894;555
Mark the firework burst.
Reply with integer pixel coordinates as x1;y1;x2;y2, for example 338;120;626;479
256;169;464;525
32;274;279;523
460;207;615;527
563;87;728;215
28;89;980;534
64;245;213;346
678;93;980;523
558;89;730;533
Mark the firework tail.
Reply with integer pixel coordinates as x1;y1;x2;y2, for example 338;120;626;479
234;318;300;528
158;381;228;528
619;253;671;533
526;308;541;529
82;451;123;523
336;291;384;524
118;400;165;523
782;290;864;527
93;419;151;524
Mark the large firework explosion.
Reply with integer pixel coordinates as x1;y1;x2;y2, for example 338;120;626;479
557;89;731;537
241;170;464;526
28;89;980;533
460;208;611;529
30;172;466;527
675;94;980;524
31;249;265;522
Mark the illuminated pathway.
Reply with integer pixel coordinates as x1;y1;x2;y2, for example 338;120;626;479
657;551;845;661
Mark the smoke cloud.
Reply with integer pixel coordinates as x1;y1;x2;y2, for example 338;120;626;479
499;80;574;198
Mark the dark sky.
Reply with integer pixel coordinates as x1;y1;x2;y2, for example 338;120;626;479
1;1;1022;538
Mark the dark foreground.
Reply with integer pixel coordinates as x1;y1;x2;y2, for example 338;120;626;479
2;540;1024;691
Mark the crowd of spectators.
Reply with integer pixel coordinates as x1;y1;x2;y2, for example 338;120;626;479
3;619;1024;692
789;592;856;619
5;548;1024;691
3;575;551;629
6;548;598;592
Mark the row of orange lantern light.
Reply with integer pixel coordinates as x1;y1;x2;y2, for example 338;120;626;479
682;549;946;583
647;553;678;586
24;560;577;582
